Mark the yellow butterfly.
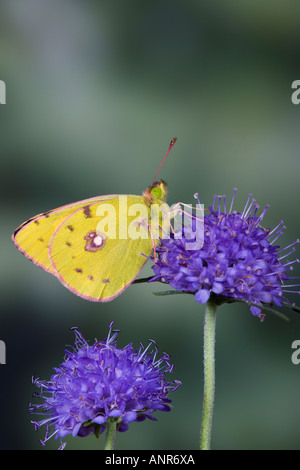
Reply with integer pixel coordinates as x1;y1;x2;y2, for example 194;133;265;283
12;139;177;302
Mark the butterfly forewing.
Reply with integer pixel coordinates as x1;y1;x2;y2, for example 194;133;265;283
12;195;118;277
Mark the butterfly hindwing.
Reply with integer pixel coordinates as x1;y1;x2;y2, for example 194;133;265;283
49;196;155;301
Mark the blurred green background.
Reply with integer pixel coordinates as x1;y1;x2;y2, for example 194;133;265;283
1;0;300;450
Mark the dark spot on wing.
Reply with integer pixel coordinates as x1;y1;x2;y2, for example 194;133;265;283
67;225;74;231
38;237;44;242
66;241;72;246
75;268;83;273
84;231;106;252
34;220;40;225
102;278;110;283
88;275;94;281
83;205;92;218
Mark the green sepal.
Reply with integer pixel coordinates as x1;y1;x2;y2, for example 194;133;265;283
81;420;103;439
94;424;102;439
153;289;193;296
133;276;154;284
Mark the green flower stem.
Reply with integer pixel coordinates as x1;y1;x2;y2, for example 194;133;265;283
104;420;117;450
200;300;217;450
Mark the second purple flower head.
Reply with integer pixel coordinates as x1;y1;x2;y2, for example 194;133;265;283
30;323;181;449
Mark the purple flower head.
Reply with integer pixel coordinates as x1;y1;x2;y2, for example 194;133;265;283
151;190;300;320
30;323;181;449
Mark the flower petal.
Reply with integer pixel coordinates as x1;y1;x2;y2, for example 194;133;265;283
195;289;211;304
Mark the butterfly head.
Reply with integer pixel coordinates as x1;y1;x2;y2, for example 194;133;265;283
143;180;168;206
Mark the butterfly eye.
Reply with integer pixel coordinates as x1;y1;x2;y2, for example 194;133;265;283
151;186;162;199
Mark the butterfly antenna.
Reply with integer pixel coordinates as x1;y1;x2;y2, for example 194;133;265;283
152;137;177;184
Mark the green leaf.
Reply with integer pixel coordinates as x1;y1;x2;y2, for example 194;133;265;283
235;299;290;321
